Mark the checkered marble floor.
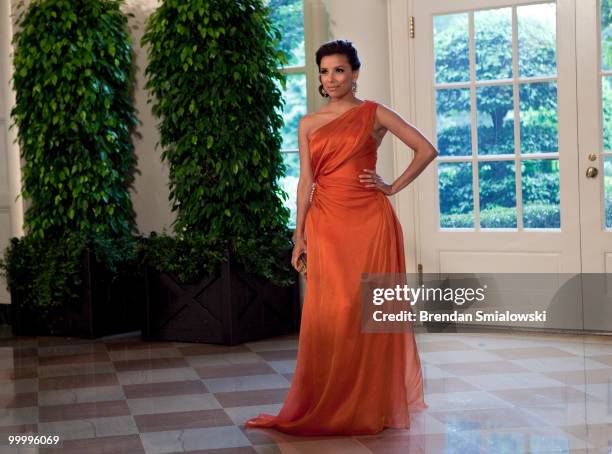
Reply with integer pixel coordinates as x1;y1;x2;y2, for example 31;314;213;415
0;328;611;454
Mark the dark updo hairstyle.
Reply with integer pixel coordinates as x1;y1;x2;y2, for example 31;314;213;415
315;39;361;98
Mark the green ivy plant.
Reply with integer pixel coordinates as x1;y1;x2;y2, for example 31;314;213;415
141;0;295;286
0;0;139;310
11;0;138;239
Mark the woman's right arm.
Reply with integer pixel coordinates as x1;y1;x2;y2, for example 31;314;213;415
291;115;314;272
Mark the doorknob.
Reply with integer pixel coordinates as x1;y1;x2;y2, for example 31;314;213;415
586;167;598;178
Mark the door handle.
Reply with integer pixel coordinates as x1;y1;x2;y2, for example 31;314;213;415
586;167;598;178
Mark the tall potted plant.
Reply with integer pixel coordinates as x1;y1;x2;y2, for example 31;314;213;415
141;0;300;345
0;0;142;337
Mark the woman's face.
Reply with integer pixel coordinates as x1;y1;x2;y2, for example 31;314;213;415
318;54;358;99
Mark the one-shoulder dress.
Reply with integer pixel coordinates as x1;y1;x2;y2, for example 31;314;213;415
246;100;427;435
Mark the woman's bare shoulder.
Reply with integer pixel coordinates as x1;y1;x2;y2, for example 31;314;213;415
301;106;333;122
298;113;315;132
299;109;331;138
372;101;405;122
371;100;394;113
371;101;407;133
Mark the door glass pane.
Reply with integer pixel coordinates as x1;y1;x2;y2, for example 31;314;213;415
436;88;471;156
601;0;612;71
522;159;560;228
280;152;299;228
434;13;470;83
434;4;559;231
276;73;306;150
265;0;305;67
605;157;612;229
519;81;558;154
477;85;515;155
475;8;512;80
603;76;612;151
517;3;557;78
479;161;517;228
439;162;474;228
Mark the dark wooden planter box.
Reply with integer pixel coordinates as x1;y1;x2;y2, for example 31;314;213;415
10;248;143;338
143;253;301;345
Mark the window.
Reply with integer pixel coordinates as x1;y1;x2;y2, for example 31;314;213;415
266;0;308;228
434;5;561;230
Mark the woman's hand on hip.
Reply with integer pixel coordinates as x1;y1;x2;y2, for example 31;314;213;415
359;169;395;195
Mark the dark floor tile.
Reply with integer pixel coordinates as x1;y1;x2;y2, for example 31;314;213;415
424;377;479;393
490;386;589;407
215;388;289;408
0;424;38;435
196;363;276;379
113;357;188;371
37;337;94;348
39;372;119;391
0;355;38;368
123;379;208;398
39;400;130;422
256;350;297;361
0;392;37;408
0;367;37;380
0;346;38;358
134;409;233;433
39;351;111;367
179;345;250;356
40;434;145;454
105;340;177;351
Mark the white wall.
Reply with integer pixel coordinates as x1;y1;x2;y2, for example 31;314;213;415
122;0;174;235
0;120;11;305
0;0;17;305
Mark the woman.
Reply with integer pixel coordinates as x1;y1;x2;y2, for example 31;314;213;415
246;39;438;435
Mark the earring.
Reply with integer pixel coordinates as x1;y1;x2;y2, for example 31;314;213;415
352;80;357;93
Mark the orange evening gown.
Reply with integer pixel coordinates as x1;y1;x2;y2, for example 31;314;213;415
245;100;427;436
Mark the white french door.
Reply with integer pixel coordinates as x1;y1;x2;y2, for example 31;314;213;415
401;0;612;331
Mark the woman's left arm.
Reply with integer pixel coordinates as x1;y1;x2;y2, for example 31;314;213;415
359;104;438;195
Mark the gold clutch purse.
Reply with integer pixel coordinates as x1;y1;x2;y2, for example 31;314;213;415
297;253;307;275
